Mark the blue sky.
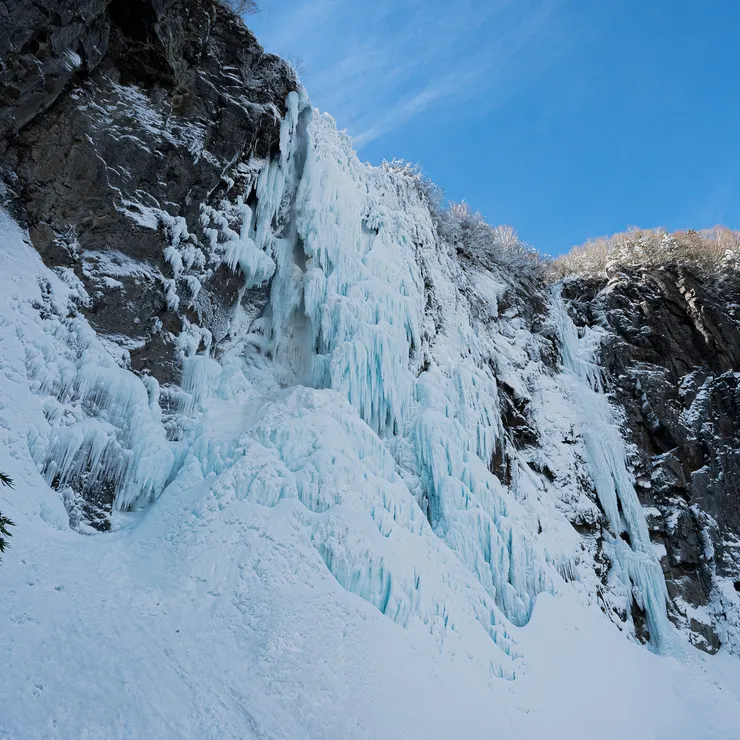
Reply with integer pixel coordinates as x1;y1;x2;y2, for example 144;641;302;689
250;0;740;256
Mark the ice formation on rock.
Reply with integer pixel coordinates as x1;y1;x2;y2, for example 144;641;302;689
23;283;179;523
13;89;680;667
4;79;740;738
4;2;739;735
551;288;674;651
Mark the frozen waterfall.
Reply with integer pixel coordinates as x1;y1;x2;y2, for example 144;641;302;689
551;286;675;652
18;91;679;673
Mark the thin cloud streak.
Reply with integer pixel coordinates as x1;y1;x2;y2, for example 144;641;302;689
252;0;566;149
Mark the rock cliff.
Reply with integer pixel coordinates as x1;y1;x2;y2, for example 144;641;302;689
1;0;296;386
562;263;740;651
1;0;739;664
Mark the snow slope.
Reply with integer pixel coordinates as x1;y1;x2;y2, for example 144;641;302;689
2;96;740;738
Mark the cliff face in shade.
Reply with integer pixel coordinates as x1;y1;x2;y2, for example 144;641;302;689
562;265;740;652
1;0;297;387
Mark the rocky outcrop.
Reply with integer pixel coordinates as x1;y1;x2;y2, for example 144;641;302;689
1;0;296;525
3;0;738;658
563;265;740;652
1;0;297;385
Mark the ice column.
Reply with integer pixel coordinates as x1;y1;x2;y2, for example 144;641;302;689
552;286;675;652
266;110;422;437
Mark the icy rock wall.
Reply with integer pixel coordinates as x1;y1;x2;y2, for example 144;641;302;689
238;97;556;630
559;267;740;654
551;288;673;651
4;0;733;664
2;0;298;387
0;219;181;531
17;86;682;660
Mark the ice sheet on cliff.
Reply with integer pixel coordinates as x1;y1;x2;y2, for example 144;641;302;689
1;94;739;739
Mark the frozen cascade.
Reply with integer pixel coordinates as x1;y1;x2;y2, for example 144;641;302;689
132;90;556;664
551;286;675;652
24;305;179;516
265;107;423;437
253;100;552;629
411;365;548;627
13;87;682;684
110;94;532;676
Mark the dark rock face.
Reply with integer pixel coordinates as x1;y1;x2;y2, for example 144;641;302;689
0;0;110;137
1;0;296;524
563;265;740;652
1;0;296;385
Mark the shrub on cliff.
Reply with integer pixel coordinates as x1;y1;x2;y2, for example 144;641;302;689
550;226;740;281
218;0;258;17
438;201;542;275
381;159;542;278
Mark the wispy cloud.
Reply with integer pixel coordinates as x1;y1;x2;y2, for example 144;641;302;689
251;0;567;149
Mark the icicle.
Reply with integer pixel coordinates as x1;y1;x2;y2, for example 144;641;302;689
239;101;552;632
264;109;423;437
27;325;179;512
411;365;548;627
552;285;676;652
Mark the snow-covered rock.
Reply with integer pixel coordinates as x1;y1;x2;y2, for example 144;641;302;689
1;2;740;738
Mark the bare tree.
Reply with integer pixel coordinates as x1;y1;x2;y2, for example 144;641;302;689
219;0;258;16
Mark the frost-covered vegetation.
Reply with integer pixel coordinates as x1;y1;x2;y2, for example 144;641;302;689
218;0;258;16
550;226;740;280
381;164;740;285
381;159;543;277
380;163;740;285
437;203;542;275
